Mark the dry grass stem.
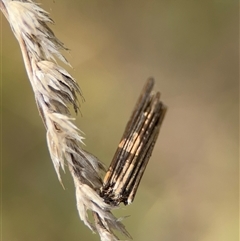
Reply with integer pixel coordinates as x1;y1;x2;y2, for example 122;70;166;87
1;0;129;240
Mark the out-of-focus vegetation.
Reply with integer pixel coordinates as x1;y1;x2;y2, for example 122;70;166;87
1;1;238;241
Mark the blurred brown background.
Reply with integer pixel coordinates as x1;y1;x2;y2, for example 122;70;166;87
1;0;238;241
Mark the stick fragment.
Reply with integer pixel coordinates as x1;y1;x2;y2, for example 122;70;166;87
101;78;167;206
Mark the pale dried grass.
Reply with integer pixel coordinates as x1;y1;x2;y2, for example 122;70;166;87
1;0;129;240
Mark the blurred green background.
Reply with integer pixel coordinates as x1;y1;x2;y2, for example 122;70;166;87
1;0;238;241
